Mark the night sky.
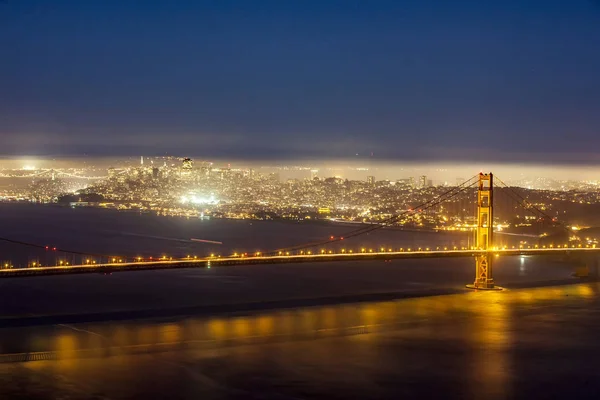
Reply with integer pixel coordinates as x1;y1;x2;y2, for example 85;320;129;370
1;1;600;163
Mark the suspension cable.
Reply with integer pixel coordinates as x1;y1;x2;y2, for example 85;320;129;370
266;175;480;255
494;176;581;241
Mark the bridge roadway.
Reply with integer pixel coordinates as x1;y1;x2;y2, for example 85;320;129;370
1;247;598;278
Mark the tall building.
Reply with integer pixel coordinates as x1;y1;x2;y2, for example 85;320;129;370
180;158;193;179
182;158;193;170
397;178;411;187
367;176;376;185
419;175;427;188
409;177;415;188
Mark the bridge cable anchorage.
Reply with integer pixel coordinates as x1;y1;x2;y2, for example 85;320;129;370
266;175;481;256
494;176;583;243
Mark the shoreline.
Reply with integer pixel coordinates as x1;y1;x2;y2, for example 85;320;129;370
0;201;468;235
0;201;544;238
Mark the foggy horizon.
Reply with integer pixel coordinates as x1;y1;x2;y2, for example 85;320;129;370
3;155;600;183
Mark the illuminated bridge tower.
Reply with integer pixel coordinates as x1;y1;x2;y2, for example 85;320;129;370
468;172;500;290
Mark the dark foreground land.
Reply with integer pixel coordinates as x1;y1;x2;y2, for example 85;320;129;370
0;259;599;399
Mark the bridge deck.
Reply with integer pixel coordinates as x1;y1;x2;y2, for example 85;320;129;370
0;248;598;278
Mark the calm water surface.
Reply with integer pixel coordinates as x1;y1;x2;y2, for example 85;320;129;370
1;283;600;399
0;203;538;266
0;203;597;399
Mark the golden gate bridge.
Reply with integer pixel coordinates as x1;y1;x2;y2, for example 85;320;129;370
1;172;599;289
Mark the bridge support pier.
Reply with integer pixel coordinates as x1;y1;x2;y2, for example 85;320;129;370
467;173;502;290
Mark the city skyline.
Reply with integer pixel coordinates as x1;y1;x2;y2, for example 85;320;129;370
5;156;600;183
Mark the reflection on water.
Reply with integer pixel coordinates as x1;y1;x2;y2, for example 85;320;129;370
22;283;597;360
1;282;600;398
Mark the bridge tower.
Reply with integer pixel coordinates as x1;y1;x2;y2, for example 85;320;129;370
468;172;500;290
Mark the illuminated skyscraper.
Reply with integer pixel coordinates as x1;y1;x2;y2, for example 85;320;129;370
367;176;375;185
180;158;193;179
419;175;427;188
182;158;193;170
